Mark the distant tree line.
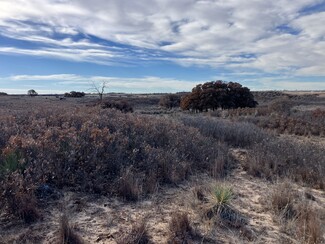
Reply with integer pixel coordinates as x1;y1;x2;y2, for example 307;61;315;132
180;80;257;112
0;92;8;96
64;91;85;98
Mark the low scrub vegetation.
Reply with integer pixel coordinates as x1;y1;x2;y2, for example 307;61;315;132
0;104;230;213
211;95;325;137
0;93;324;243
179;114;325;189
159;94;181;109
101;99;133;113
246;138;325;189
180;115;269;148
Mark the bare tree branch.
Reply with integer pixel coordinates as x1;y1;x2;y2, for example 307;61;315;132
90;81;108;102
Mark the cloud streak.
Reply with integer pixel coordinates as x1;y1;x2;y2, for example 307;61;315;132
1;74;197;93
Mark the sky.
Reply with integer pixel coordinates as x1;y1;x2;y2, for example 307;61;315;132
0;0;325;94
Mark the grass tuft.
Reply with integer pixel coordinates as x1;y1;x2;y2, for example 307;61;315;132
167;212;195;244
58;215;84;244
117;219;151;244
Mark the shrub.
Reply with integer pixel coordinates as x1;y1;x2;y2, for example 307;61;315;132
159;94;181;109
2;173;40;223
101;100;133;113
0;106;229;202
64;91;85;98
268;97;295;115
0;92;8;96
180;80;257;112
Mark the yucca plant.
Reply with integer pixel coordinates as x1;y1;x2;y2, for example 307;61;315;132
0;151;25;178
214;185;233;207
206;185;247;229
204;184;234;219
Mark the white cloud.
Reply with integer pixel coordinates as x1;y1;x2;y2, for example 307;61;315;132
0;0;325;77
2;74;196;93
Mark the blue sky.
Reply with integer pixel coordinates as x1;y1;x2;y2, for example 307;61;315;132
0;0;325;94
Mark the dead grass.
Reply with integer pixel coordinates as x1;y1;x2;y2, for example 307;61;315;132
117;167;142;201
117;219;151;244
270;181;324;244
58;215;84;244
295;202;323;244
167;212;198;244
270;181;298;220
245;138;325;189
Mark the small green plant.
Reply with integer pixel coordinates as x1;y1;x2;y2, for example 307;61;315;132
213;185;233;207
199;184;234;218
198;184;248;232
0;151;25;177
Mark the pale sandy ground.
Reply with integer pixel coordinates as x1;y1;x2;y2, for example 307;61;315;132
1;148;324;243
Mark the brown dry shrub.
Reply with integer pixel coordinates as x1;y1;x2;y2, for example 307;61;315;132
0;106;229;203
268;97;295;115
2;173;40;223
159;94;181;109
101;99;133;113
